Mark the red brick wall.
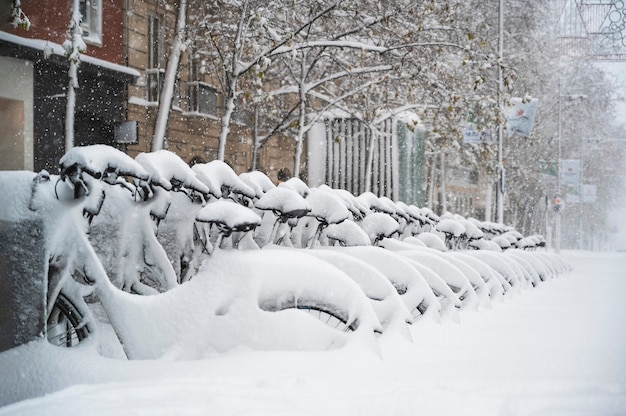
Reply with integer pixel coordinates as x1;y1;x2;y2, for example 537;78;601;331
4;0;125;65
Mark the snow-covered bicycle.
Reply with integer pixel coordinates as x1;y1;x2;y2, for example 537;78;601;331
0;168;108;348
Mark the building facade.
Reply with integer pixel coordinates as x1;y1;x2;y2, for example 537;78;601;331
0;0;296;181
1;0;138;172
122;0;296;180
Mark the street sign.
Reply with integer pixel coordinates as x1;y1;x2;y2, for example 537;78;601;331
506;98;538;137
561;159;581;184
582;184;597;203
462;124;493;144
539;159;557;177
566;184;580;203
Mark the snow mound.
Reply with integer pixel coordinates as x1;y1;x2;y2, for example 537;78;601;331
196;200;262;231
413;232;447;251
306;187;350;224
324;220;372;246
60;145;150;182
435;218;466;237
239;171;276;199
135;150;210;195
255;187;309;218
360;212;399;244
278;177;310;197
192;160;255;198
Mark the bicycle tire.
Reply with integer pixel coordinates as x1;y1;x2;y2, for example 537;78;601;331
259;297;357;332
47;293;90;347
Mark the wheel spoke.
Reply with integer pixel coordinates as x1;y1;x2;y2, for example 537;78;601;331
47;294;88;347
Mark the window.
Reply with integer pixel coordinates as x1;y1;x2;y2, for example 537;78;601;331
187;51;216;115
79;0;102;45
146;15;163;102
188;82;217;115
148;15;161;69
231;99;252;125
172;78;181;109
145;69;164;103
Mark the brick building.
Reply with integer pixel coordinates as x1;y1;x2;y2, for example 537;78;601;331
122;0;296;180
0;0;138;172
0;0;296;180
1;0;470;210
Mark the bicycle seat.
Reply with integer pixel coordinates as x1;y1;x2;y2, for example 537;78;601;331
60;145;151;184
356;192;396;215
305;187;350;225
135;150;214;197
192;160;255;201
196;200;262;235
239;171;276;201
254;187;310;221
359;212;400;244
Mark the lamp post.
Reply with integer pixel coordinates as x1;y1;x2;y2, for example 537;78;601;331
555;82;562;253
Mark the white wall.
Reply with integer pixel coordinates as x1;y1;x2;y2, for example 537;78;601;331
0;56;33;170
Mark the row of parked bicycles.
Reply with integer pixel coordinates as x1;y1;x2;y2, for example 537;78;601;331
0;145;570;358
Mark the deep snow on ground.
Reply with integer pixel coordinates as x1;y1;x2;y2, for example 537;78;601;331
1;250;625;416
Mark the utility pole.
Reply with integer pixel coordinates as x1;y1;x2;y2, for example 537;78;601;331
555;84;587;254
555;81;562;254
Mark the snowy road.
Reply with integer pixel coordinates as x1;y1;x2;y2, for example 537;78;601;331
0;251;625;415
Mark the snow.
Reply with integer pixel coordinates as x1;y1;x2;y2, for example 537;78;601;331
328;187;370;219
2;146;625;415
254;187;309;218
60;145;150;182
128;96;159;107
357;192;395;214
491;235;512;249
0;31;141;78
2;251;624;415
191;160;255;199
135;150;210;195
470;237;503;251
457;218;484;239
399;236;427;248
238;171;276;199
359;212;400;243
325;246;442;320
278;177;310;198
394;248;481;310
304;187;350;224
323;220;372;246
195;200;262;230
412;232;447;251
435;218;466;237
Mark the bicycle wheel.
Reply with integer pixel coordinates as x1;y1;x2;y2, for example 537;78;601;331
260;297;357;332
47;293;90;347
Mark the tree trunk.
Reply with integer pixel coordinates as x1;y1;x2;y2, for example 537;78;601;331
217;0;249;161
293;50;308;178
151;0;187;151
64;0;82;152
65;61;77;152
218;87;236;161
